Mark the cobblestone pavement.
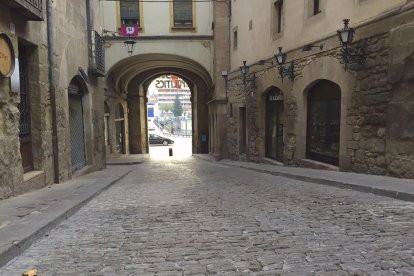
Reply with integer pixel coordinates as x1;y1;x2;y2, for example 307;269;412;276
2;158;414;275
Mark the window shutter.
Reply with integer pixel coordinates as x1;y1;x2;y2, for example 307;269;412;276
173;0;193;26
120;0;140;23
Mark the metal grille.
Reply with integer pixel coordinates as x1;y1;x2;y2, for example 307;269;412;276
19;58;30;139
69;92;86;172
90;31;105;76
18;46;33;173
25;0;42;12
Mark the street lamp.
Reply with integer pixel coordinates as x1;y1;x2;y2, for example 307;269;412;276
337;19;354;47
124;35;136;56
239;60;255;87
274;47;294;81
240;60;249;84
336;19;366;70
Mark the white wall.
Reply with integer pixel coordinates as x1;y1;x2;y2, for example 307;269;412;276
230;0;407;71
103;0;214;77
102;0;213;36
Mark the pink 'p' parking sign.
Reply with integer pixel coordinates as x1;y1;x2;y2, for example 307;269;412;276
120;25;139;37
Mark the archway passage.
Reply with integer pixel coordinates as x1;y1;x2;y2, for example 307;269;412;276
106;54;212;157
307;80;341;166
265;88;284;162
147;75;193;159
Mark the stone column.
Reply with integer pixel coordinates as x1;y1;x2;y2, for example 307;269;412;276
210;0;230;159
128;94;142;154
139;85;149;154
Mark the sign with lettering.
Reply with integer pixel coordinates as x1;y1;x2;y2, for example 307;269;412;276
0;34;14;77
120;25;139;37
155;75;188;89
269;91;284;101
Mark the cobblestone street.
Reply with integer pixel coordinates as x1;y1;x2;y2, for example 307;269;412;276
2;158;414;275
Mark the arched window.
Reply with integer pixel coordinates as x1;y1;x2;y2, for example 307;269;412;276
307;80;341;166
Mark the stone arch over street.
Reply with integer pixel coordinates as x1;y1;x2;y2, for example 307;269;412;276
293;57;355;168
105;53;213;156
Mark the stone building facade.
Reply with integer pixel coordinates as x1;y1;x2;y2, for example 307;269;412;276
0;0;106;200
224;0;414;179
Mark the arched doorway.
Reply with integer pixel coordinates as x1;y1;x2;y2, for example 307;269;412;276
115;103;125;154
307;80;341;166
265;88;284;162
68;80;86;172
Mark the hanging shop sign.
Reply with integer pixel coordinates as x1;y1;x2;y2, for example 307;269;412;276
0;34;15;77
120;25;139;37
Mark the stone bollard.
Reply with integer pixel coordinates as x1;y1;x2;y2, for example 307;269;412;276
169;147;173;156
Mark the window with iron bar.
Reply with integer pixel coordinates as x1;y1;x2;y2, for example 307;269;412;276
173;0;193;27
120;0;140;26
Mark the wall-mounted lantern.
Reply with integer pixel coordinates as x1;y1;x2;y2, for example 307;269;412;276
124;35;136;56
240;60;256;86
274;47;295;81
337;19;366;70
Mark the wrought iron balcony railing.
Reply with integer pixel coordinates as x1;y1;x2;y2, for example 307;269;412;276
3;0;43;20
89;31;106;77
25;0;42;12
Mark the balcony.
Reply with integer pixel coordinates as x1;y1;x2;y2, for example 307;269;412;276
88;31;105;77
3;0;43;21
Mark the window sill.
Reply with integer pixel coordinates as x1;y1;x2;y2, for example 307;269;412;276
171;26;196;32
23;170;44;182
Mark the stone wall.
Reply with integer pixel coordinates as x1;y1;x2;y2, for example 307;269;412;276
53;0;105;180
0;0;106;200
0;2;51;199
226;18;414;179
347;34;390;175
0;80;22;198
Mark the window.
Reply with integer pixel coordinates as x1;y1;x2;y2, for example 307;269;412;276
173;0;193;27
276;0;283;33
312;0;320;15
233;27;238;49
120;0;140;26
307;80;341;166
272;0;284;37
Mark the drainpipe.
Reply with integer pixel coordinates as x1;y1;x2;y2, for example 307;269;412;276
86;0;94;66
46;0;59;183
